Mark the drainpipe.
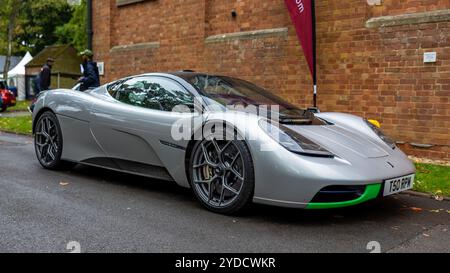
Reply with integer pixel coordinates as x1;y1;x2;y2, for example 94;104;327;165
87;0;93;50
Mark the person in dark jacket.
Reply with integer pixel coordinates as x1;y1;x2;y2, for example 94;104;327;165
34;58;54;94
78;49;100;91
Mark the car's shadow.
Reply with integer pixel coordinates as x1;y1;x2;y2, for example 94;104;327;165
66;164;412;225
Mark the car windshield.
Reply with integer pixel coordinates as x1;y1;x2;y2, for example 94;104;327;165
180;74;310;120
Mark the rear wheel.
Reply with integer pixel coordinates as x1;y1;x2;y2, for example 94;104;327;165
34;111;74;170
189;138;254;214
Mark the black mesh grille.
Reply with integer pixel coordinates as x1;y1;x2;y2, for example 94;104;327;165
311;185;366;203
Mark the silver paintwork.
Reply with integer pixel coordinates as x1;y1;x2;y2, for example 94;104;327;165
32;73;416;208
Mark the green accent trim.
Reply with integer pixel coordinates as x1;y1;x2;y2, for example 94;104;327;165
306;184;382;209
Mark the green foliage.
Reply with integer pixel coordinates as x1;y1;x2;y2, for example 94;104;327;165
0;0;75;56
16;0;73;55
0;0;25;56
55;0;87;52
0;1;87;57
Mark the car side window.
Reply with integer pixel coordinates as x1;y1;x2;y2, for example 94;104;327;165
107;79;127;97
113;77;195;112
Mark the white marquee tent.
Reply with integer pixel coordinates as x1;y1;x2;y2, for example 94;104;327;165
7;52;33;101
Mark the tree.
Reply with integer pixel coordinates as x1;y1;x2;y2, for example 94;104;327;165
0;0;82;72
15;0;72;55
0;0;23;79
55;0;87;52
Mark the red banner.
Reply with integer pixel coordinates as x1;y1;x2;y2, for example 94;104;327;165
284;0;315;79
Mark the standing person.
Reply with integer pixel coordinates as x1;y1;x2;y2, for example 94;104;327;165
78;49;100;91
34;58;54;94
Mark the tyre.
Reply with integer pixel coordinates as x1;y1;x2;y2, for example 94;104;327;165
34;111;75;170
0;106;6;112
189;138;255;214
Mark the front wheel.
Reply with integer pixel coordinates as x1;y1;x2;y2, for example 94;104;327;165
34;111;72;170
189;139;255;214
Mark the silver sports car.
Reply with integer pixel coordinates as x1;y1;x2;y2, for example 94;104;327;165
32;72;416;214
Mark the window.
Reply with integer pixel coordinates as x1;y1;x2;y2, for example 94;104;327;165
111;77;195;112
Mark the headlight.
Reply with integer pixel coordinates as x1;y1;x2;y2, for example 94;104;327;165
364;119;396;149
259;119;334;158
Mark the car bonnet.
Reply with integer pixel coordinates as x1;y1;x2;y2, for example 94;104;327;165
286;124;390;159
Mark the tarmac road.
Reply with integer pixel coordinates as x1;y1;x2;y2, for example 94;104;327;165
0;132;448;253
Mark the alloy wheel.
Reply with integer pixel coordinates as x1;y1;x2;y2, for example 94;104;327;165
192;139;245;208
35;116;60;166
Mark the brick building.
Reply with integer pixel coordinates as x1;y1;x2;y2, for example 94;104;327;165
92;0;450;160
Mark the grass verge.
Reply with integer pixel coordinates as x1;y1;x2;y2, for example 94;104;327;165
0;115;32;135
414;163;450;198
6;100;32;112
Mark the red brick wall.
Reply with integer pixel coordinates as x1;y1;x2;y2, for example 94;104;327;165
370;0;450;17
92;0;112;77
205;0;288;36
111;1;160;46
93;0;450;160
